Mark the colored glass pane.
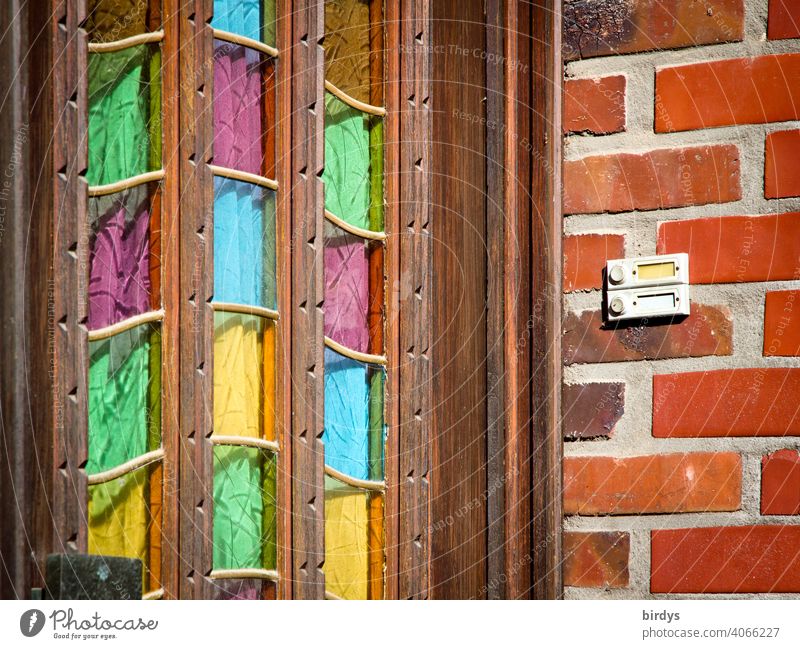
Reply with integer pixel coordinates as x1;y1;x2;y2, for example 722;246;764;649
324;476;383;599
324;93;384;231
213;312;276;441
213;177;277;310
324;0;372;104
324;223;369;352
88;464;161;591
323;347;385;481
86;0;162;42
212;0;276;48
213;42;276;177
88;183;160;330
88;44;161;186
88;325;161;475
212;445;277;570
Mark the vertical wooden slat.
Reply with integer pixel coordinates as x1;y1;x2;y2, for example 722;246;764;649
530;0;563;600
52;0;89;559
290;0;325;600
160;0;181;599
430;0;488;600
383;0;400;600
503;0;533;600
178;0;215;600
0;0;54;598
393;0;431;600
276;0;294;601
484;0;506;601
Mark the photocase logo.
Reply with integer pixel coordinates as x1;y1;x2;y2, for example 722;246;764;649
20;609;45;637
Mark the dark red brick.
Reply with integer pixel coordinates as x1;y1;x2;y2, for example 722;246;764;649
651;526;800;593
564;531;629;588
563;233;625;291
768;0;800;40
563;382;625;440
563;145;741;215
563;0;744;61
564;453;741;515
762;450;800;515
653;368;800;438
658;213;800;284
656;54;800;132
765;129;800;198
562;304;733;365
564;76;626;135
764;290;800;357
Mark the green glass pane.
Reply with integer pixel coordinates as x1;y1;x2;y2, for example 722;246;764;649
213;446;277;571
263;0;276;48
368;118;384;232
88;324;160;474
88;43;161;186
323;93;383;232
368;368;385;482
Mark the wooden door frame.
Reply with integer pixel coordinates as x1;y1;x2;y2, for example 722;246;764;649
427;0;563;599
0;0;563;601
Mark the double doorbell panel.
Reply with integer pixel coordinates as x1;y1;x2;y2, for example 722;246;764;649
604;253;690;322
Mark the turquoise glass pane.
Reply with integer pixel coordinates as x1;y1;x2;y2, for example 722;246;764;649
212;0;276;48
323;347;385;481
213;176;276;309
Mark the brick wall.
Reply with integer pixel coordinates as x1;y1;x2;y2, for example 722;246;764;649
561;0;800;598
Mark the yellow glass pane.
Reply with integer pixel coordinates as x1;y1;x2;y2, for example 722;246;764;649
88;464;160;592
636;261;675;280
324;476;369;599
213;312;276;439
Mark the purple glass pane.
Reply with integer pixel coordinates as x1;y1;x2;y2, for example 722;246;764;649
88;186;153;330
210;578;261;600
324;225;369;353
213;41;263;176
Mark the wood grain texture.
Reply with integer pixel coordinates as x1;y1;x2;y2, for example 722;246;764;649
0;0;54;598
503;0;533;600
290;0;326;600
160;0;180;599
383;0;400;599
276;0;293;601
51;0;89;561
430;0;488;600
485;0;506;600
391;0;432;600
530;0;563;600
178;0;215;600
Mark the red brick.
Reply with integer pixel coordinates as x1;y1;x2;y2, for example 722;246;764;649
563;304;733;365
765;129;800;198
761;450;800;515
653;368;800;438
564;76;626;135
564;532;629;588
563;145;741;215
651;526;800;593
563;453;741;515
563;383;625;440
563;233;625;291
658;213;800;284
655;54;800;132
563;0;744;61
768;0;800;40
764;290;800;357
